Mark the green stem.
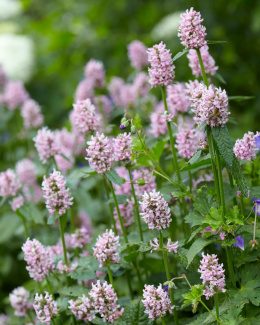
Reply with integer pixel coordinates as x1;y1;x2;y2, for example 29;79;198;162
159;231;179;325
106;265;114;287
240;197;245;217
226;246;236;287
161;317;166;325
215;294;220;319
72;315;77;325
215;146;226;221
189;171;193;192
103;177;118;235
108;180;128;244
52;157;59;170
16;210;29;238
69;209;75;233
196;49;209;87
59;217;68;266
46;278;54;298
128;167;143;241
253;206;257;242
207;127;221;206
227;169;238;206
200;300;223;325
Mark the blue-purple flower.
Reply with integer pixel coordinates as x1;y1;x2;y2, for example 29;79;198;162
254;199;260;217
233;235;244;250
255;134;260;151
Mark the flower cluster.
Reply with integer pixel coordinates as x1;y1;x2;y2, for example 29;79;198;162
190;83;229;127
42;170;73;215
133;72;150;96
89;281;124;323
33;127;60;164
21;99;43;129
93;229;120;267
94;95;113;117
167;82;190;115
84;59;105;88
233;131;259;161
0;169;21;198
16;158;37;185
86;132;113;174
33;292;58;325
178;7;207;49
10;194;24;211
3;80;29;110
71;99;102;134
108;77;125;107
75;78;94;101
198;253;226;300
9;287;32;317
142;284;173;320
68;295;95;323
113;132;133;161
22;238;54;281
147;42;175;87
56;260;78;274
127;40;148;70
70;227;91;249
187;46;218;77
140;189;171;230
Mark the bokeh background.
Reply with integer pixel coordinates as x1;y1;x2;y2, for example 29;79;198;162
0;0;260;315
0;0;259;134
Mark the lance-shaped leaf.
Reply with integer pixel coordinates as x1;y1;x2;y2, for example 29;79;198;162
229;155;248;197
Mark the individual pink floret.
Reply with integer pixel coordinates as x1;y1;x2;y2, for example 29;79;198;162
147;42;175;87
86;132;114;174
142;284;174;321
42;170;73;215
93;229;120;267
198;253;226;300
178;7;207;49
233;131;259;161
139;189;172;230
33;292;58;325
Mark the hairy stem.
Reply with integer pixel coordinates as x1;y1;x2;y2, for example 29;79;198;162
200;300;223;325
103;177;118;235
106;265;114;287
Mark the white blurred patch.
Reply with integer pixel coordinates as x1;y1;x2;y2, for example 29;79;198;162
0;0;22;20
0;34;35;82
151;12;182;40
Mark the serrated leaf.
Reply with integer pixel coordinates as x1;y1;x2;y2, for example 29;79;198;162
204;206;223;230
172;49;189;62
105;168;123;186
189;150;202;164
229;155;248;197
212;126;234;167
228;96;254;102
187;238;214;267
149;140;166;162
182;285;203;313
225;205;244;225
194;192;214;216
185;212;204;227
120;299;153;325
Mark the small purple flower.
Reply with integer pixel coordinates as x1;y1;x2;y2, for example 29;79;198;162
254;199;260;216
233;236;244;250
255;134;260;151
120;125;126;130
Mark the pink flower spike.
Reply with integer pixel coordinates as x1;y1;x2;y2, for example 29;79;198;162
127;40;148;69
142;284;174;321
16;158;37;185
167;82;190;115
68;295;96;322
21;99;43;129
93;229;120;267
9;286;32;317
178;7;207;49
42;170;73;216
33;292;58;325
139;189;171;230
86;132;113;174
75;79;94;101
198;253;226;300
113;132;133;161
0;169;21;198
84;59;105;88
3;81;29;110
147;42;175;88
10;194;24;212
233;131;259;161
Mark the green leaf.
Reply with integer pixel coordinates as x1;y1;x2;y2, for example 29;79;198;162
182;285;204;313
194;192;214;216
19;202;44;224
0;213;21;243
47;214;55;225
149;140;166;162
120;299;153;325
229;155;248;197
249;186;260;198
58;285;88;297
228;96;255;102
105;168;123;186
225;206;244;225
181;158;212;172
189;150;202;165
185;212;204;227
204;207;223;230
211;125;234;167
107;194;128;205
229;263;260;306
69;268;96;281
207;40;228;44
138;242;151;252
187;238;214;267
214;73;227;84
172;49;189;62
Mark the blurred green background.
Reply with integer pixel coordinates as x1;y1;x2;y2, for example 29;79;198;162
2;0;260;132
